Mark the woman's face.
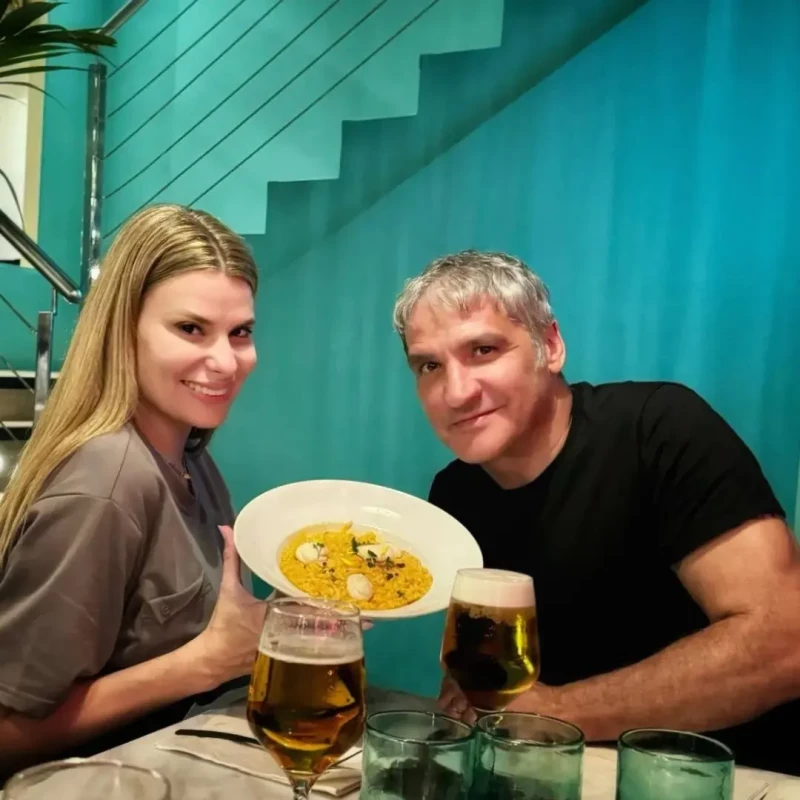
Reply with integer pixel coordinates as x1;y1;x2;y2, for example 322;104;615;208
135;269;256;439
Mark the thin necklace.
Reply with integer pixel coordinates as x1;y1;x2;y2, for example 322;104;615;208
165;455;191;482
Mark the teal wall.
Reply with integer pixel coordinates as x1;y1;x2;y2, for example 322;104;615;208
23;0;800;699
210;0;800;697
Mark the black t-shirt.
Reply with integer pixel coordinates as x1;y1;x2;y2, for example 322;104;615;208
429;380;798;775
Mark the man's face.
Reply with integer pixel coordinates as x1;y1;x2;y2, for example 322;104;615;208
405;297;565;466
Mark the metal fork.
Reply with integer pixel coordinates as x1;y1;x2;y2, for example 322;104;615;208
746;782;770;800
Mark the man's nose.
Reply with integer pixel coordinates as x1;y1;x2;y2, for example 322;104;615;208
443;365;481;409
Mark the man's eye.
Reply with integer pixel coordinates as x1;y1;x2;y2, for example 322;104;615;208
419;362;439;375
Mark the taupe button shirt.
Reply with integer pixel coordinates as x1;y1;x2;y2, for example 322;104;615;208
0;424;233;716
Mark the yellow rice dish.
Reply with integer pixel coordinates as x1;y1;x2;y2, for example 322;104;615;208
279;522;433;611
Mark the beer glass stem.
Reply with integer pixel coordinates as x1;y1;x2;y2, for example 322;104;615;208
291;779;312;799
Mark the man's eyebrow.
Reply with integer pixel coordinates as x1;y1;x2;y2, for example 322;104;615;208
408;333;507;357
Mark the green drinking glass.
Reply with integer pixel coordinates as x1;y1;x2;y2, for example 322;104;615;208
472;712;585;799
616;729;734;800
360;710;475;800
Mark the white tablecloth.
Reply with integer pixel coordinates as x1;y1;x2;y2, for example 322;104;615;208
99;687;800;799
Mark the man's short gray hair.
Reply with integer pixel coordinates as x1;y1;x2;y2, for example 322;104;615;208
393;250;555;350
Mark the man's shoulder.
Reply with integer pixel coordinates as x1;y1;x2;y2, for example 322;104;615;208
574;380;717;434
575;379;702;412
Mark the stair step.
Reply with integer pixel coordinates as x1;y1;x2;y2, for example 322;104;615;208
0;424;31;447
0;369;60;384
0;370;56;442
101;0;506;237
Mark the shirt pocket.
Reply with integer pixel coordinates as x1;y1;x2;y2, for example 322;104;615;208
145;572;210;625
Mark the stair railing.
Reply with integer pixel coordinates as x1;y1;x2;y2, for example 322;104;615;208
0;210;81;432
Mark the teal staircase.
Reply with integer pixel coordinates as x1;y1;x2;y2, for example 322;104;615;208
102;0;506;239
259;0;649;270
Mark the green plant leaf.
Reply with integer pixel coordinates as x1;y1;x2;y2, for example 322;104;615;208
0;63;78;79
7;32;113;49
59;28;116;46
17;23;62;32
1;48;74;67
2;46;74;60
0;165;25;229
0;0;12;23
1;39;74;51
0;37;114;70
0;78;61;104
16;25;116;46
9;33;90;47
0;2;58;38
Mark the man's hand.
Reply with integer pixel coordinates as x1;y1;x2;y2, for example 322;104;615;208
505;682;565;718
500;519;800;742
437;675;566;726
436;675;477;724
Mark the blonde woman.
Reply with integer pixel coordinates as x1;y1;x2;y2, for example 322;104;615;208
0;205;265;773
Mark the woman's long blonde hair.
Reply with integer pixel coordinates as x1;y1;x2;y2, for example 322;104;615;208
0;204;258;566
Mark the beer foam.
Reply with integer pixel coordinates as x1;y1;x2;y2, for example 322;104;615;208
451;568;535;609
259;634;364;665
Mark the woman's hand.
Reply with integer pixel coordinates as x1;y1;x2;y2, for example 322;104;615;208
194;526;267;687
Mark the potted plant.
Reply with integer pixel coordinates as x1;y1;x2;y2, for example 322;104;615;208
0;0;116;221
1;0;115;89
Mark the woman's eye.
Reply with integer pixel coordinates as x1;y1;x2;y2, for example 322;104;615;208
231;326;253;339
178;322;201;335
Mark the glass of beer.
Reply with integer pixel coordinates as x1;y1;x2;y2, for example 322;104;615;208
246;597;366;799
441;568;539;714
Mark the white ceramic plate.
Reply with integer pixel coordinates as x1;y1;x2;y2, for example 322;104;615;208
234;479;483;620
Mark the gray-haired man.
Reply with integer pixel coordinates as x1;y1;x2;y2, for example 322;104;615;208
393;249;800;775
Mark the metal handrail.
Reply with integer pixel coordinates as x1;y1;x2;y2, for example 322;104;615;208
100;0;150;35
79;0;151;291
33;290;55;425
0;210;81;304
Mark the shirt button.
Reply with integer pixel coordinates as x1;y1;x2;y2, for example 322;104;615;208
161;603;171;617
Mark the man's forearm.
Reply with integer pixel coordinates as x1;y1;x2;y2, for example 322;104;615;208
510;611;800;740
0;637;216;772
